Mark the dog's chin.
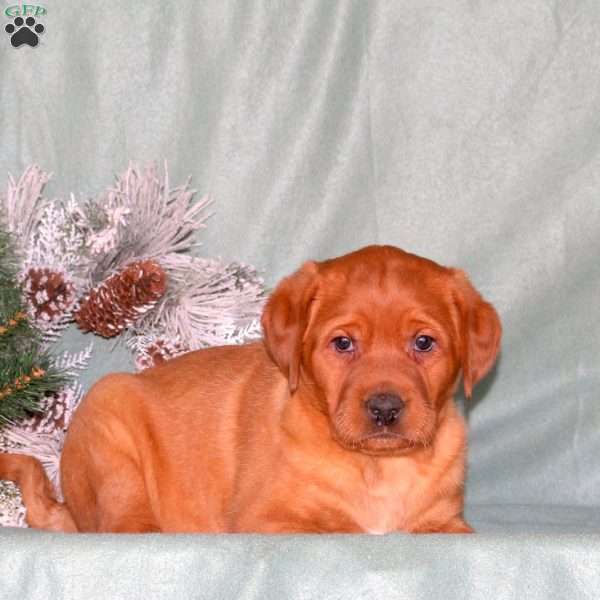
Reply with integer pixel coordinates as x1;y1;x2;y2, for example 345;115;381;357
332;429;427;456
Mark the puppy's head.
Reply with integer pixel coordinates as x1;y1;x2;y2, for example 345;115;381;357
262;245;501;455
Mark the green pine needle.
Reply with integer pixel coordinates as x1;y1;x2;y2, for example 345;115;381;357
0;353;69;423
0;226;71;427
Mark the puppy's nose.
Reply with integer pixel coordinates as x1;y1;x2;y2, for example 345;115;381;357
366;393;404;427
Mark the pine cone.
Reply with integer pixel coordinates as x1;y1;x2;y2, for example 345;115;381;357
22;267;76;323
75;260;167;338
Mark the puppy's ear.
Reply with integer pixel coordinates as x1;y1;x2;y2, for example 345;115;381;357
261;261;319;393
452;270;502;399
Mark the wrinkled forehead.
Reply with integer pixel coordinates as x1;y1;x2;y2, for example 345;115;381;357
312;254;458;325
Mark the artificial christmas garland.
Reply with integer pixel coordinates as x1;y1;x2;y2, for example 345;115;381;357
0;163;265;527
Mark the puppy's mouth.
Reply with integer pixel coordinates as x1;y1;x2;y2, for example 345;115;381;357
332;427;425;456
361;431;422;454
362;430;403;440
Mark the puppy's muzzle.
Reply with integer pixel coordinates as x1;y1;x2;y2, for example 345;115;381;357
365;393;405;427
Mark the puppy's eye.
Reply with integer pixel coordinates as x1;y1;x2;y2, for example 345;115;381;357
414;335;435;352
332;336;354;353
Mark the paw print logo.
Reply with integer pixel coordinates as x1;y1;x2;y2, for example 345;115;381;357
5;16;45;48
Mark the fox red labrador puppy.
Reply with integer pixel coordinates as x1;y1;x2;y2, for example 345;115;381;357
0;245;501;534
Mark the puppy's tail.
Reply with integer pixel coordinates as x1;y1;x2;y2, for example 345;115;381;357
0;453;77;532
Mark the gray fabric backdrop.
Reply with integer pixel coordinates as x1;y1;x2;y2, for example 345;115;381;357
1;0;600;598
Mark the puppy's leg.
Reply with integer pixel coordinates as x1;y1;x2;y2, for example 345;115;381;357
59;373;163;533
94;460;159;533
61;425;159;532
435;516;474;534
411;516;474;534
62;451;159;533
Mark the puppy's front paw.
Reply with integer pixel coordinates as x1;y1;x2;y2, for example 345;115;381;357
439;518;474;534
413;517;474;534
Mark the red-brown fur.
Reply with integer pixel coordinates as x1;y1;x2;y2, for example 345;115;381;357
0;245;501;533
